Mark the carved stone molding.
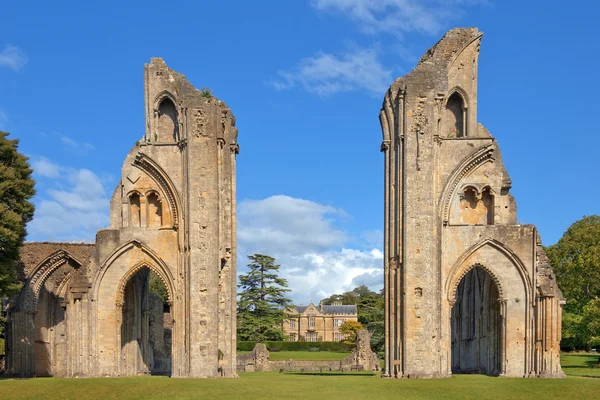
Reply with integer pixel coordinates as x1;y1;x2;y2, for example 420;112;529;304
440;144;495;224
23;251;82;312
133;153;181;229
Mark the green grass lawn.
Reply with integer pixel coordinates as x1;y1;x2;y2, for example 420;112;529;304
0;354;599;400
561;353;600;377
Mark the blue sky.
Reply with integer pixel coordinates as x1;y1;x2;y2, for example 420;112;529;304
2;1;598;304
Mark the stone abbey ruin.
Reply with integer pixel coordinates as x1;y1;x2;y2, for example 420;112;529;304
5;58;240;378
3;27;564;379
379;28;564;378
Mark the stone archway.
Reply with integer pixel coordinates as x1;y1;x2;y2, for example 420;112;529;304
93;241;177;377
451;266;501;375
118;266;172;376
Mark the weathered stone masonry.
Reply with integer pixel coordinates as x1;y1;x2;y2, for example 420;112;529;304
380;28;565;378
4;58;239;378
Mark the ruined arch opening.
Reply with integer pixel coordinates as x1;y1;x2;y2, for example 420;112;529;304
157;98;179;142
33;270;72;377
445;92;465;138
146;192;162;228
458;186;494;225
129;193;141;228
120;267;172;376
451;266;501;375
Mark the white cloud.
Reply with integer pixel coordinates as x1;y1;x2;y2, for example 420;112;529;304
239;195;347;253
0;45;28;71
310;0;487;37
238;195;382;304
60;135;95;154
27;162;110;242
270;47;392;96
30;156;62;178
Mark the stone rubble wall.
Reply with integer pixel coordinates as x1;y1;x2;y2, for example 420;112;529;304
237;331;379;372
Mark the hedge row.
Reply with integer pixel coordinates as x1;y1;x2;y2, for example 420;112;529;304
237;341;353;352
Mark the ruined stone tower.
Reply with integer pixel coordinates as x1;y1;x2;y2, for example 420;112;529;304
5;58;239;378
380;28;564;378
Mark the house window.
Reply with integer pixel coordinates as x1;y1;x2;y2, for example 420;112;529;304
334;319;344;327
290;319;296;329
334;333;345;342
306;332;318;342
308;317;315;328
289;333;297;342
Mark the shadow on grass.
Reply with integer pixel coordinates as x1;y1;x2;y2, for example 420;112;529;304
563;354;600;367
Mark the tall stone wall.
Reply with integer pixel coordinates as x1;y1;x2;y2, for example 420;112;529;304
5;58;239;378
380;28;564;379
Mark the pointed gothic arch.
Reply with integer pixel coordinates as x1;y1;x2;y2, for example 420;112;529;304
446;238;532;304
23;250;83;312
91;239;175;304
132;153;181;229
439;144;496;225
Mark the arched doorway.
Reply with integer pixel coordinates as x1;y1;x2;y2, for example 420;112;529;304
451;266;501;375
33;282;67;376
119;266;172;376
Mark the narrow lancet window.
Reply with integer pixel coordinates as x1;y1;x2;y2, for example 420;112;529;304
445;92;466;138
147;192;162;228
157;98;179;142
129;193;141;227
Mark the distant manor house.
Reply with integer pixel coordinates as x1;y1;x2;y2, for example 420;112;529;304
380;28;564;378
4;58;240;378
284;302;358;342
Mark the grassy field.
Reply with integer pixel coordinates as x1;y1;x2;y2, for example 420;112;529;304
561;353;600;377
0;353;599;400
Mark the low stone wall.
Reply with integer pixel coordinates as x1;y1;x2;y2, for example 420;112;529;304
237;330;380;373
270;360;343;371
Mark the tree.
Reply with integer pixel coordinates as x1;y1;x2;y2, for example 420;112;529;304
339;320;364;344
546;215;600;350
321;285;384;355
149;271;169;306
237;254;292;342
0;131;35;298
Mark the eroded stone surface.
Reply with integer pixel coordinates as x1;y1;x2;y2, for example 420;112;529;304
380;28;564;379
4;58;239;378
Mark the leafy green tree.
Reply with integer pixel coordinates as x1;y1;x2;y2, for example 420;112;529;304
149;270;169;306
339;320;364;344
546;215;600;350
321;285;384;355
237;254;292;341
0;131;35;298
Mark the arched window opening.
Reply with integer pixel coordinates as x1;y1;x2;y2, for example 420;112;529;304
445;92;465;138
121;267;172;376
451;266;501;375
147;192;162;228
157;98;179;143
482;187;495;225
129;193;141;228
458;186;494;225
